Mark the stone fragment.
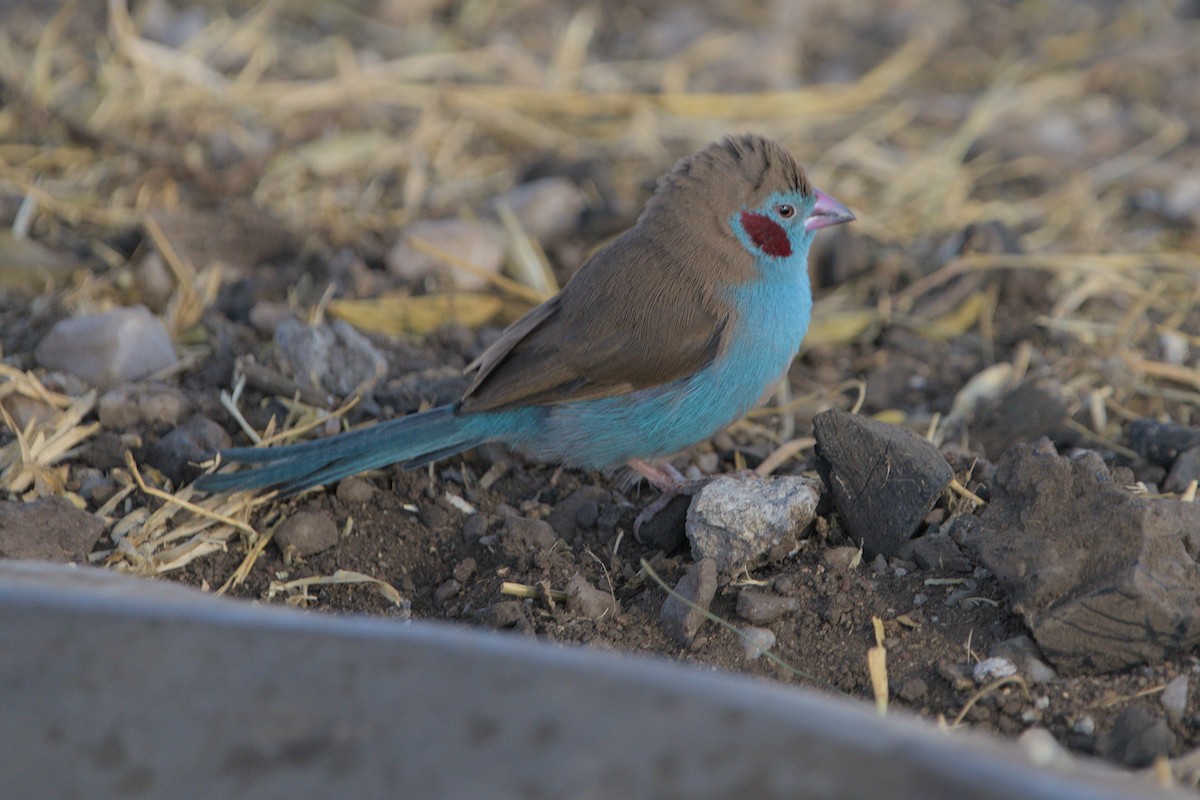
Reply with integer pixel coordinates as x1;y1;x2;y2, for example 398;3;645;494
566;574;620;619
498;177;587;243
990;635;1058;684
546;486;609;539
335;476;377;504
813;409;952;558
34;306;177;388
686;475;819;573
146;416;231;485
434;579;461;604
659;557;717;647
500;516;558;555
275;511;339;560
1164;446;1200;494
960;442;1200;673
1128;419;1200;467
740;626;776;660
98;383;192;429
973;657;1017;684
735;589;800;625
821;545;862;572
274;318;387;398
909;531;973;573
1162;674;1189;722
0;497;105;563
897;677;928;703
386;219;505;290
1097;706;1177;768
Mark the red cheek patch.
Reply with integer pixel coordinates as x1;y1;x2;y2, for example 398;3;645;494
739;211;791;257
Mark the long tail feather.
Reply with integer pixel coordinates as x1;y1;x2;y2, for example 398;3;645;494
194;405;488;495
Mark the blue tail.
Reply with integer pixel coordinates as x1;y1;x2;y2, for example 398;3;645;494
194;405;495;495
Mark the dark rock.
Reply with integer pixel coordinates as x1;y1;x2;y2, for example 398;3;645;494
971;381;1069;458
1096;706;1177;768
546;486;609;538
275;511;339;560
735;589;800;625
686;475;819;573
659;557;717;647
813;409;953;558
909;531;973;573
500;516;558;555
635;493;690;552
462;514;489;540
477;600;529;630
566;574;619;619
0;497;105;563
960;442;1200;673
1164;446;1200;493
147;416;231;485
1128;419;1200;467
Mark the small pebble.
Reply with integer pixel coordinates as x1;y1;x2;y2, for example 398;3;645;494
336;476;377;504
452;557;477;583
566;574;620;619
1073;715;1096;736
735;589;800;625
146;416;231;485
434;578;461;604
1162;674;1189;721
973;657;1017;684
275;510;339;561
659;557;717;647
497;176;587;244
820;545;861;572
897;677;928;702
35;305;177;388
462;514;489;540
275;318;387;397
0;496;106;563
386;218;505;290
740;626;776;660
500;516;558;555
98;383;192;430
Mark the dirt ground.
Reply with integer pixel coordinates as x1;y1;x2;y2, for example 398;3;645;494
3;0;1200;789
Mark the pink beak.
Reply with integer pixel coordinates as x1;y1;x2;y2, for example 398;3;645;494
805;189;856;232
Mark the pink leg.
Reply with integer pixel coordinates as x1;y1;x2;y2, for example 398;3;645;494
627;458;687;490
626;458;761;540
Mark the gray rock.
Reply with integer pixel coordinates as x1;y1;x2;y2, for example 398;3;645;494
659;557;717;647
274;318;387;397
821;545;862;572
434;578;461;604
973;657;1017;684
0;497;105;563
275;511;339;560
897;677;928;702
686;475;819;573
335;476;377;504
500;516;558;555
566;574;620;619
735;589;800;625
813;409;953;558
1162;674;1189;722
1097;706;1177;768
98;382;192;429
386;218;505;290
740;626;776;660
990;635;1058;684
960;442;1200;674
498;177;587;243
146;416;231;485
34;306;177;388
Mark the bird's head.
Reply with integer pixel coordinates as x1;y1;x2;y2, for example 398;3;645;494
642;134;854;269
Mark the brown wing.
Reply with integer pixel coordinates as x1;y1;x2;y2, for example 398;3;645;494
459;225;731;413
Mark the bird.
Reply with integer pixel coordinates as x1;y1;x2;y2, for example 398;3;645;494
194;134;855;504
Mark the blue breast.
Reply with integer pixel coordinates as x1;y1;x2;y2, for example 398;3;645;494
483;249;814;469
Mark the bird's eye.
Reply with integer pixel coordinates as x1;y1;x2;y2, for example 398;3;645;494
776;203;795;219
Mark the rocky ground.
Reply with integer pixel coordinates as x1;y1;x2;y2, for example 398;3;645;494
2;0;1200;792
